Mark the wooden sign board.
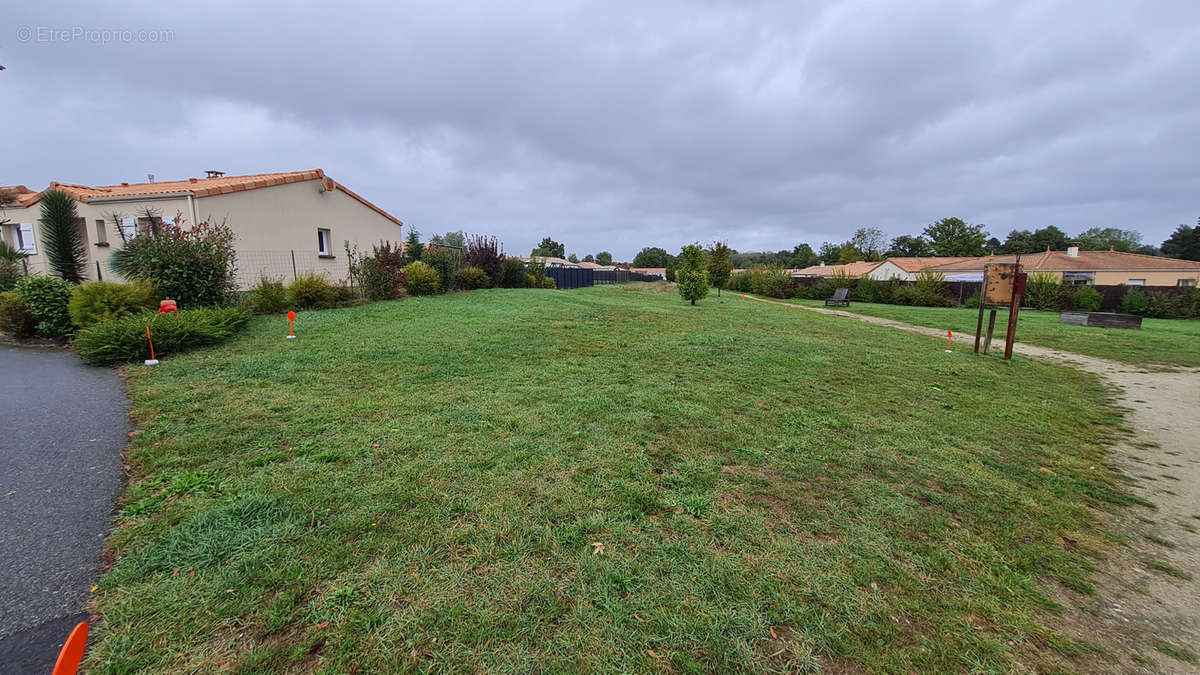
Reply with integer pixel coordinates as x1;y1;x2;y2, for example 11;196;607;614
983;263;1022;305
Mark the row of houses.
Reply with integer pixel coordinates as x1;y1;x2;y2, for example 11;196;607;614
1;170;405;287
512;256;669;280
786;249;1200;287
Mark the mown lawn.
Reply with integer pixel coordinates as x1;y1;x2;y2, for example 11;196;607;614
91;284;1135;672
789;298;1200;368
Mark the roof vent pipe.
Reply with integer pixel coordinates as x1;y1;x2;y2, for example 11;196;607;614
1067;246;1079;258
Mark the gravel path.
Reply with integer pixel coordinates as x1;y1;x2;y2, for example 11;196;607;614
0;346;127;672
745;296;1200;671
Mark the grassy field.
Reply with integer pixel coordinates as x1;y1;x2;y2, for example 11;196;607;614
789;298;1200;368
91;284;1137;672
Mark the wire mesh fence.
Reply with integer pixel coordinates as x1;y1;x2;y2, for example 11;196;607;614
235;250;351;288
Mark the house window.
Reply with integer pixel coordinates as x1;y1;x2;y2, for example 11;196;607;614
1179;279;1196;287
119;218;136;242
16;223;36;254
317;228;332;257
95;219;108;246
1062;271;1094;286
1126;279;1145;286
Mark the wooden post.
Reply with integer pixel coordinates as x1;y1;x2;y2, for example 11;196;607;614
1003;272;1026;361
983;308;997;354
974;298;986;353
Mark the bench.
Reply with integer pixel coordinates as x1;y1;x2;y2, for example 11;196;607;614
1059;312;1142;329
825;287;850;307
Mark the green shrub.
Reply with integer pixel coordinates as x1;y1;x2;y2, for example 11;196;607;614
1069;286;1103;312
828;272;857;294
74;307;250;366
675;244;709;305
421;247;456;292
729;271;752;293
964;290;981;308
808;279;835;300
891;285;954;307
1120;289;1149;316
876;277;901;304
109;219;237;308
914;269;947;299
0;241;21;292
289;273;338;310
750;266;793;299
244;276;290;314
0;292;35;338
68;280;157;328
14;275;75;337
347;241;407;301
854;275;879;302
525;273;555;289
1024;272;1063;311
497;258;529;288
453;266;491;290
1121;290;1187;319
403;261;440;296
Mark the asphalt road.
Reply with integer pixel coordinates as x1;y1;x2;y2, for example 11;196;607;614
0;346;127;673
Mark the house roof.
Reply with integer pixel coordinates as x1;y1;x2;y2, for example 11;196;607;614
8;170;403;227
629;267;667;275
927;250;1200;273
516;255;577;267
791;261;883;277
880;256;979;273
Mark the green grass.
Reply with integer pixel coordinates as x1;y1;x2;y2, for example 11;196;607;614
91;285;1133;672
788;299;1200;367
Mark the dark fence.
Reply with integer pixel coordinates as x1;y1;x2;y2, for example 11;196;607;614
546;268;661;288
544;267;594;289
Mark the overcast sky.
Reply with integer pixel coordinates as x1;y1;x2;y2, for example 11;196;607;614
5;1;1199;259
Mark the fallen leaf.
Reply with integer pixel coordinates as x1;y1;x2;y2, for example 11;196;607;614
1039;467;1055;475
591;542;605;555
647;650;659;659
757;402;767;408
633;614;644;622
769;627;778;640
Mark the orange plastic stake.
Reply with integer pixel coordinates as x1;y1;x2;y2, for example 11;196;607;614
286;310;296;339
145;326;158;365
52;621;88;675
945;330;953;353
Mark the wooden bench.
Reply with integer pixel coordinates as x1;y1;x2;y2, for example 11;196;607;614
1059;312;1142;329
825;287;850;307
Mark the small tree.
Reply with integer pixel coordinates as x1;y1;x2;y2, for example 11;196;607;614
109;215;237;307
706;241;732;296
404;228;424;261
595;251;613;265
39;190;88;282
567;253;579;263
676;244;709;305
465;234;504;281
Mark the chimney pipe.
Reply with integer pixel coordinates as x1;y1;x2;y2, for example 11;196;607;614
1067;246;1079;258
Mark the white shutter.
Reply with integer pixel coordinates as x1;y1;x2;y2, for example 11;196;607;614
120;218;136;241
18;223;36;254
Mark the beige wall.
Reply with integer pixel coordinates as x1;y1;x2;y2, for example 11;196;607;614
196;179;402;285
3;179;402;287
1093;270;1200;286
926;268;1199;287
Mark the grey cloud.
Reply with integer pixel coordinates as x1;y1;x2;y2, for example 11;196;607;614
4;0;1199;259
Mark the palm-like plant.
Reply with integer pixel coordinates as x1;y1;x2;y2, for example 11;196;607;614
39;189;88;282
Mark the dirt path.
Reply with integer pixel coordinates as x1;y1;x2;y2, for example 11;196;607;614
745;296;1200;671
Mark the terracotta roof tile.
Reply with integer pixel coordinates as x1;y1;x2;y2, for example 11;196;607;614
882;256;979;272
13;170;403;228
791;260;883;277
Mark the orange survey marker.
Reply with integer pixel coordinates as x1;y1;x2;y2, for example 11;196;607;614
52;621;88;675
145;326;159;365
945;330;953;353
286;310;296;339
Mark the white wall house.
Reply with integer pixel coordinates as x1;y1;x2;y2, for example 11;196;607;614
0;169;404;288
